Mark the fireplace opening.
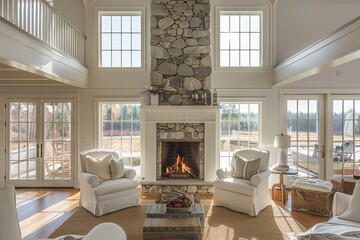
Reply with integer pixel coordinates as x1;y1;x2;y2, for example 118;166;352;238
161;141;200;179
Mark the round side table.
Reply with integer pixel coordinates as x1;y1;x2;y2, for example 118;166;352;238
270;167;297;204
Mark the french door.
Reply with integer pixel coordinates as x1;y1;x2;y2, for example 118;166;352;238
6;98;74;187
283;95;325;179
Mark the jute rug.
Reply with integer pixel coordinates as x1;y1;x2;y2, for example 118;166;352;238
50;200;304;240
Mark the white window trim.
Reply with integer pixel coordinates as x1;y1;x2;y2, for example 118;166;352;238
96;7;146;70
214;6;267;71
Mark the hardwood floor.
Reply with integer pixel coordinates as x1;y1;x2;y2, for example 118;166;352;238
15;188;328;239
16;188;80;240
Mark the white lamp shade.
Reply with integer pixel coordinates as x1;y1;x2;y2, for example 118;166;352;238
274;134;291;148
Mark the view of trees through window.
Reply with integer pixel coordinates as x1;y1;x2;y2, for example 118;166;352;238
220;102;260;168
99;103;141;174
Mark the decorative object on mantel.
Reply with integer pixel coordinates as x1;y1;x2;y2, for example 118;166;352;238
150;94;159;106
144;85;165;106
189;90;211;105
212;89;218;106
272;133;291;171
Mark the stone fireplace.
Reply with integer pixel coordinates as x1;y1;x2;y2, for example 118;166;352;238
140;0;216;194
140;106;219;188
157;123;204;180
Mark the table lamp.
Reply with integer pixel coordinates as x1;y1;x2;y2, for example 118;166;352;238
273;133;291;171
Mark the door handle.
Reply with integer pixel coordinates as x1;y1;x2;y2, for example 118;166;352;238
40;144;43;158
322;146;325;158
37;144;39;158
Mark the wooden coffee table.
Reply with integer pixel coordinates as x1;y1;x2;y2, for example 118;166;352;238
143;203;204;240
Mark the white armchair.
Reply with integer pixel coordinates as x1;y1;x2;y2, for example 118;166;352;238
79;148;140;217
0;185;127;240
213;148;271;216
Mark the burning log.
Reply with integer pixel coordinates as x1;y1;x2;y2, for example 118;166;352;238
164;154;195;178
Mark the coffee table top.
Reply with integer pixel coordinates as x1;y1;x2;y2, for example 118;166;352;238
146;203;204;218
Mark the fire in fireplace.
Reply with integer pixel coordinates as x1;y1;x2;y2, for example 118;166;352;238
165;154;195;178
161;142;200;179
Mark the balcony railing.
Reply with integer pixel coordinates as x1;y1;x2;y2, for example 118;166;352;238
0;0;86;64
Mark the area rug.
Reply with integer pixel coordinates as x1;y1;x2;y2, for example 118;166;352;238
50;200;304;240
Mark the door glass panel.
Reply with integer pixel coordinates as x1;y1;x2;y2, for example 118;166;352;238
9;101;37;180
43;102;72;180
288;99;320;178
332;99;360;176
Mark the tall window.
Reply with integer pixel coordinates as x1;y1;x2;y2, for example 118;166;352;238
220;102;261;168
219;11;262;67
98;102;141;174
99;11;142;67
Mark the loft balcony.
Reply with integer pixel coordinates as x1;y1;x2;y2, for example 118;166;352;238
0;0;88;88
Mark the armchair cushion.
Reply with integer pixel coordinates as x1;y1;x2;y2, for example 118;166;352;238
339;180;360;223
214;178;256;196
110;159;125;179
93;178;139;196
233;156;260;180
85;155;112;180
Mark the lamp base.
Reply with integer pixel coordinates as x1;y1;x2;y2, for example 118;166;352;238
272;164;289;171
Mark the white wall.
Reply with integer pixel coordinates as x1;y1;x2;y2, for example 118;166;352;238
85;0;151;90
211;0;273;89
275;0;360;64
53;0;86;33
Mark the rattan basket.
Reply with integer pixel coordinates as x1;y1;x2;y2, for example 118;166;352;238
291;186;334;217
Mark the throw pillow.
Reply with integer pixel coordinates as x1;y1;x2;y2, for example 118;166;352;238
338;180;360;223
232;156;261;180
110;159;125;179
85;154;112;180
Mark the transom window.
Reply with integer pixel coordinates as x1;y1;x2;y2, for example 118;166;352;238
99;11;142;68
219;102;261;168
219;11;262;67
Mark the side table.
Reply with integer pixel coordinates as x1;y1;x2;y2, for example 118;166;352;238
270;167;297;204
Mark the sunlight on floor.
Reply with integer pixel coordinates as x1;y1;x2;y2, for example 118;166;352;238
16;191;52;207
271;201;304;236
18;191;80;239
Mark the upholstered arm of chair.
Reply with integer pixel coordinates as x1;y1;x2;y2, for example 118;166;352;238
333;192;351;217
250;169;270;187
82;222;126;240
124;168;136;180
52;223;126;240
216;167;234;179
79;172;99;188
